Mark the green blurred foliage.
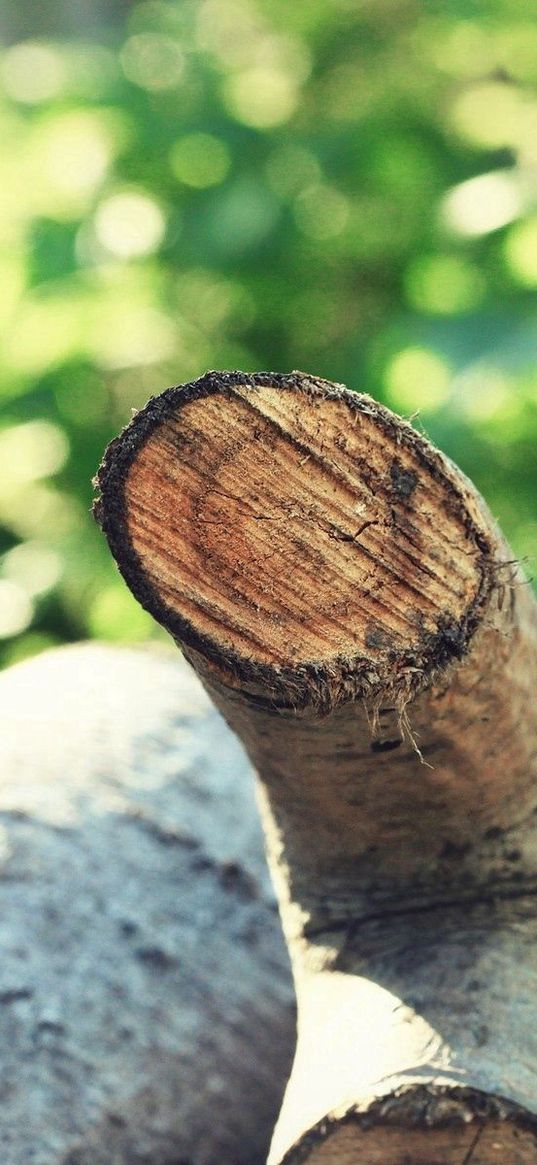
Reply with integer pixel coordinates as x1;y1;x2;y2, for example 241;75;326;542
1;0;537;666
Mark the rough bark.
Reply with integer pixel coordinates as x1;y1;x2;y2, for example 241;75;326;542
95;370;537;1164
0;643;294;1165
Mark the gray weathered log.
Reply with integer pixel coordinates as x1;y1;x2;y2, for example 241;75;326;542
0;643;294;1165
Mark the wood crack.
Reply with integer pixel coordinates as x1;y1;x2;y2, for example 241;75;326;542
461;1123;484;1165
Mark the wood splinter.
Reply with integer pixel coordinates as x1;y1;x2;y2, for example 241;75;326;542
95;370;537;1164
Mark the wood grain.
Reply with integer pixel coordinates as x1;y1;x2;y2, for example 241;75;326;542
95;371;537;1165
125;384;481;670
96;371;495;711
302;1119;537;1164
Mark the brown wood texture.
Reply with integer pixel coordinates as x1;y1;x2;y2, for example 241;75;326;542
301;1118;537;1164
124;386;483;672
95;371;537;1165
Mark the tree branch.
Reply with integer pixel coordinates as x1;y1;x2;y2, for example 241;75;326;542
96;370;537;1164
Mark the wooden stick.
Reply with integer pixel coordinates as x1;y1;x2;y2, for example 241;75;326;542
95;371;537;1164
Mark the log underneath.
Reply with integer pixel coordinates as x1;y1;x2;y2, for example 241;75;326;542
0;644;294;1165
95;371;537;1164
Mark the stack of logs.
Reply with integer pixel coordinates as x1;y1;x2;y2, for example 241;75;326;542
2;371;536;1164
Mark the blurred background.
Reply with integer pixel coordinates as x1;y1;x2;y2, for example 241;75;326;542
1;0;536;667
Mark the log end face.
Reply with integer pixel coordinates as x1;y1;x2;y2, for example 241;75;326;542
95;371;493;709
277;1088;537;1165
295;1121;537;1164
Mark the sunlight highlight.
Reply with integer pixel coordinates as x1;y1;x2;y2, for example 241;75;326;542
224;67;299;128
95;192;166;259
0;421;68;490
451;82;521;150
0;581;33;639
1;42;65;104
386;348;451;413
505;216;537;287
2;542;63;597
442;171;522;237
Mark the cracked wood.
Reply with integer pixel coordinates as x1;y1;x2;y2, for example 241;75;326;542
114;377;487;690
95;371;537;1165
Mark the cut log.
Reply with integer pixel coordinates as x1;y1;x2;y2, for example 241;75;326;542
95;370;537;1164
0;643;294;1165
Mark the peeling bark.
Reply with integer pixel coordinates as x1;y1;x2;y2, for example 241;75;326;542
96;371;537;1164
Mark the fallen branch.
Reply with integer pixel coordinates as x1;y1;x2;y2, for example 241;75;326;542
96;371;537;1163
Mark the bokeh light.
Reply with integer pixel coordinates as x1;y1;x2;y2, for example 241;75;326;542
385;349;452;415
120;32;184;90
0;421;68;489
170;134;231;188
1;0;537;666
442;171;523;238
32;111;115;212
94;191;166;259
505;217;537;287
1;42;66;103
224;67;300;129
405;254;485;315
0;581;34;639
450;82;522;150
2;542;63;597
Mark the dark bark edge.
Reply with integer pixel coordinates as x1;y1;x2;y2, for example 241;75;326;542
93;369;496;713
278;1084;537;1164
